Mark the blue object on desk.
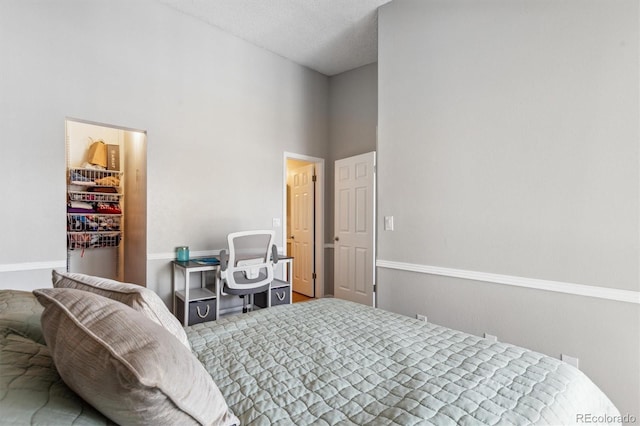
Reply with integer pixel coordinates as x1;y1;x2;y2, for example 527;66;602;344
176;246;189;262
194;257;220;265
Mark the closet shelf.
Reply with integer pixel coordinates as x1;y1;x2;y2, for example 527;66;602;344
68;167;122;187
68;191;122;203
67;231;122;235
67;214;121;232
66;213;122;217
67;231;121;250
68;167;122;176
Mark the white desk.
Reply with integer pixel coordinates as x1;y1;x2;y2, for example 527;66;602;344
172;256;293;326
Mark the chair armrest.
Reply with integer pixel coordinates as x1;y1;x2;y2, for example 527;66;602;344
219;249;229;271
271;244;279;264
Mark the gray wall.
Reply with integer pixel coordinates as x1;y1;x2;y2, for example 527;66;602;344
0;0;329;303
378;0;639;417
325;63;379;294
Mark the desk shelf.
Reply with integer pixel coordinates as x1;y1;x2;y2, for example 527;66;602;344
175;287;216;303
172;259;220;326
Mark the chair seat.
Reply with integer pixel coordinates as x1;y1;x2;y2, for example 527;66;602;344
223;283;270;296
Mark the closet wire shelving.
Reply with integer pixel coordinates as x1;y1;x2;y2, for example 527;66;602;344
67;167;123;250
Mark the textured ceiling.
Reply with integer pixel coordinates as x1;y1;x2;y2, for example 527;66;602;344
157;0;392;76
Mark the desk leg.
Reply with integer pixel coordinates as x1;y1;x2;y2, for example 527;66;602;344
172;263;176;315
214;267;220;320
183;271;190;327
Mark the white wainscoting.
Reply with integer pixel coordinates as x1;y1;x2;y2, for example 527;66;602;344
147;250;221;261
0;261;66;272
376;259;640;305
147;247;286;261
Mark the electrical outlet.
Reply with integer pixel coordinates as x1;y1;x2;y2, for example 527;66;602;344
272;218;281;228
416;314;427;322
484;333;498;342
561;354;579;369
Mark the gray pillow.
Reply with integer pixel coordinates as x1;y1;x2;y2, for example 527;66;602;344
33;288;238;426
52;270;190;349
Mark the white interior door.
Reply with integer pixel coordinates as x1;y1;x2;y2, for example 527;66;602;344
291;164;315;297
334;152;375;306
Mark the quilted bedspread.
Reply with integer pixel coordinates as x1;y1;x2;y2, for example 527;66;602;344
188;298;620;426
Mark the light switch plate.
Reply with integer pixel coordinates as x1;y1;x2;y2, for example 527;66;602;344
384;216;394;231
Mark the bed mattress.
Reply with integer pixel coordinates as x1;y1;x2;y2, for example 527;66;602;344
188;298;619;425
0;290;620;425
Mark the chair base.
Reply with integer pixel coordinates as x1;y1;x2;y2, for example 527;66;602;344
223;283;270;314
241;295;249;313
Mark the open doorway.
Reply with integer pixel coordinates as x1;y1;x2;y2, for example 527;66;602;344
65;118;147;285
283;153;325;300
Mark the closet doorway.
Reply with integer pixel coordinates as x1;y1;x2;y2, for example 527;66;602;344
65;118;147;285
283;153;325;299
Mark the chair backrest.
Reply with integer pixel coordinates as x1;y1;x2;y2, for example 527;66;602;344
220;230;275;292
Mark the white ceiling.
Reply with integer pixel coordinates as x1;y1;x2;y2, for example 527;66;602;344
157;0;393;76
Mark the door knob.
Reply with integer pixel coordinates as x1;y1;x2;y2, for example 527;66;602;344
334;236;339;241
290;235;295;239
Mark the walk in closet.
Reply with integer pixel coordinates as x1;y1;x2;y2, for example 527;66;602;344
65;119;147;285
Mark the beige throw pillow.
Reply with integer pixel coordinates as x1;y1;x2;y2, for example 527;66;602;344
33;288;238;426
51;270;190;349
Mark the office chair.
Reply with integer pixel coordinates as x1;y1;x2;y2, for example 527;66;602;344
219;230;279;313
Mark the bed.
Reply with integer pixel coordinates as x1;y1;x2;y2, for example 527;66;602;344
0;282;620;426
